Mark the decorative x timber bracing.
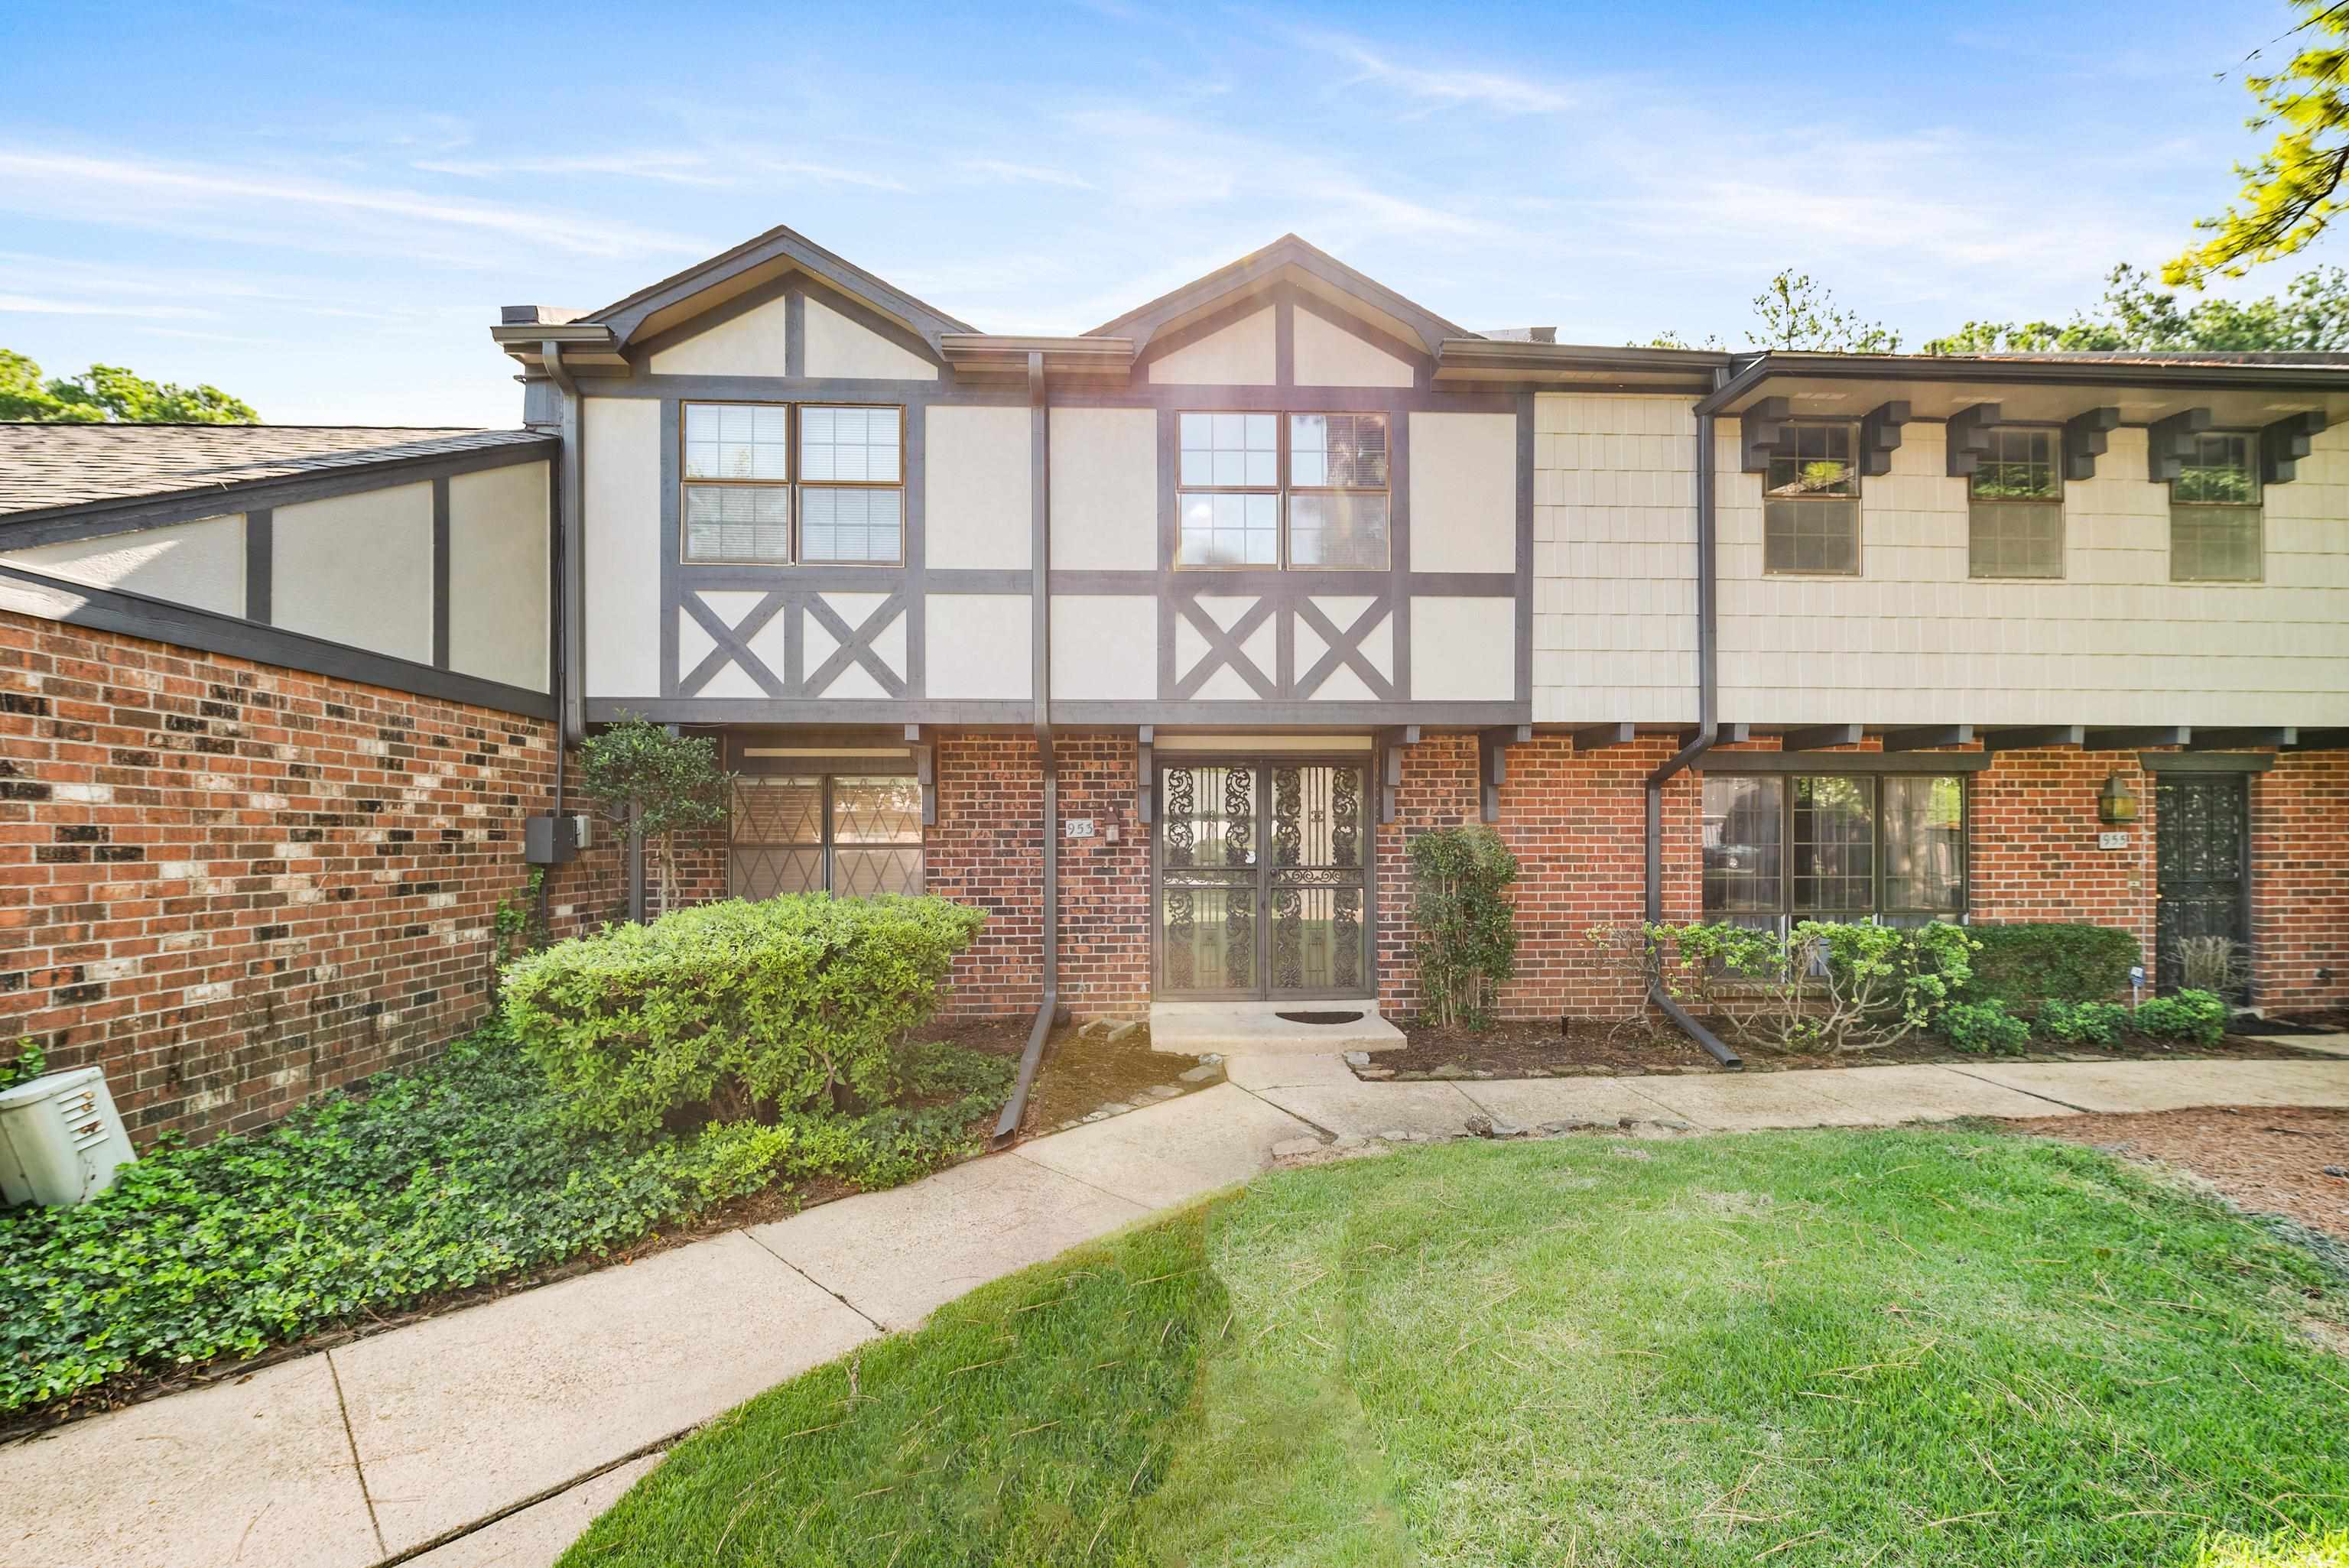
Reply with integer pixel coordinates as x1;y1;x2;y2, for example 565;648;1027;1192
674;587;908;699
1167;587;1398;702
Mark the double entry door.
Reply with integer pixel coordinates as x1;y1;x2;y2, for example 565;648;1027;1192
1155;759;1371;1001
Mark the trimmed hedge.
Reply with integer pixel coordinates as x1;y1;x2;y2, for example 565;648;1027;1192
1964;922;2140;1007
502;895;986;1140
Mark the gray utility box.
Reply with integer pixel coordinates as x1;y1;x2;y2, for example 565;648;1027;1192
0;1066;135;1208
524;813;597;865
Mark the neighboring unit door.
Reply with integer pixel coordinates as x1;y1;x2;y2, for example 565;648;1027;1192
1155;760;1369;1000
2155;772;2250;995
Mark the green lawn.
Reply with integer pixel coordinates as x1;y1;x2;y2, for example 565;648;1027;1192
564;1128;2349;1568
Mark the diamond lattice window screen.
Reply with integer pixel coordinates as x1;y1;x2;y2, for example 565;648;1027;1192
728;774;922;900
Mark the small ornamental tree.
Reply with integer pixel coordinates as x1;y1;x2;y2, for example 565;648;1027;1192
578;714;730;916
1408;825;1519;1030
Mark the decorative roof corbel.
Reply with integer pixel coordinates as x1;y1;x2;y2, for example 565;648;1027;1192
1944;403;2002;478
2146;407;2214;482
1739;396;1793;472
1857;401;1911;476
2260;410;2328;484
2062;407;2121;481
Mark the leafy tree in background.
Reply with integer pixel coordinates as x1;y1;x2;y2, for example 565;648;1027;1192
1647;268;1901;352
1923;263;2349;354
2168;0;2349;285
1;349;258;423
577;715;731;917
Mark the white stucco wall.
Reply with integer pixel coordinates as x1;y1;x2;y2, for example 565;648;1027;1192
1292;308;1415;388
924;404;1032;569
1409;596;1514;702
648;293;790;376
447;461;550;688
273;482;433;662
1147;307;1275;385
926;593;1032;699
1048;407;1156;570
1532;393;1698;724
1717;421;2349;726
801;292;938;381
1051;596;1156;699
582;396;663;696
1408;411;1517;574
3;514;245;617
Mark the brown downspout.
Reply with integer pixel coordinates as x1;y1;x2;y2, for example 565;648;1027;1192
541;340;583;930
994;351;1057;1145
1644;384;1741;1069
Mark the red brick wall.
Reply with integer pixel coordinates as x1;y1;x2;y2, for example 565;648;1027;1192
2253;751;2349;1010
1965;748;2156;963
1053;732;1151;1019
0;609;595;1146
925;732;1045;1014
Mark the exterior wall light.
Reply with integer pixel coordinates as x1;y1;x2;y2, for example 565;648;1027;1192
2098;771;2139;825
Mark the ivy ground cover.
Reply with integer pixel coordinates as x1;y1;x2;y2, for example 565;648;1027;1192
567;1128;2349;1568
0;1027;1010;1417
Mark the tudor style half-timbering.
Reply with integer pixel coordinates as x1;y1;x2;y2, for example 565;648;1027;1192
484;226;2349;1046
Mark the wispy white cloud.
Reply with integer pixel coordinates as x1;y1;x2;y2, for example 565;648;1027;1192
0;149;702;259
741;157;913;193
415;151;734;187
1280;25;1581;115
0;294;219;320
961;158;1095;190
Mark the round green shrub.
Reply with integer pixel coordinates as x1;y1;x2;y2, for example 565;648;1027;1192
501;894;986;1141
2132;989;2229;1046
2036;999;2129;1047
1940;999;2032;1056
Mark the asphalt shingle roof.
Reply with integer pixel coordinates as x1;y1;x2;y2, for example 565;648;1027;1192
0;424;554;521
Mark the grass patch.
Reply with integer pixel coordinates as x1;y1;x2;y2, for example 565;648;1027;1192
0;1029;1010;1416
567;1128;2349;1566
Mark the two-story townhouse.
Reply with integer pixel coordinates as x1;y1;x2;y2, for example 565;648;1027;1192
492;225;2347;1040
2;220;2343;1143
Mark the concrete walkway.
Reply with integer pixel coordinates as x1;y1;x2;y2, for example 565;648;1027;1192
8;1056;2346;1568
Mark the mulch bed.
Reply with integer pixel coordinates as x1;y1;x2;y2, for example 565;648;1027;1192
1363;1015;2347;1083
2001;1105;2349;1246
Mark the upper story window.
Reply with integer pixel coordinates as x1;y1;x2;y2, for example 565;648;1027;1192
1762;423;1860;575
1702;771;1965;927
1968;427;2064;579
2169;433;2262;583
1176;411;1390;570
681;401;903;566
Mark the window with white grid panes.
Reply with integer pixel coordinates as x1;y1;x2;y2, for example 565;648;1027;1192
1175;409;1390;569
677;401;903;566
1967;427;2065;579
1762;423;1860;575
2169;432;2263;583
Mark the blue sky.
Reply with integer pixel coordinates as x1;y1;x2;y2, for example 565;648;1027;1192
0;1;2325;427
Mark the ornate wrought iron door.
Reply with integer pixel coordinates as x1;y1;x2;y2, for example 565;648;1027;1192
1157;761;1368;999
2156;773;2249;995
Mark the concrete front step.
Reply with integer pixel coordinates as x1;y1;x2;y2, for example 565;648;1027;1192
1149;999;1405;1056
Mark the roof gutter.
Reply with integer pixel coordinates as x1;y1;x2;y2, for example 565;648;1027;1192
994;351;1058;1147
1695;349;2349;416
1644;388;1740;1070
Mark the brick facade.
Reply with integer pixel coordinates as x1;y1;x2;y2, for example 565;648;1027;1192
0;609;606;1146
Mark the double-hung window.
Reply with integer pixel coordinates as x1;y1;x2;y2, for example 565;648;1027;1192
1968;427;2065;578
1762;423;1860;575
2169;433;2263;582
1176;411;1390;569
1701;772;1965;929
729;774;924;899
681;401;903;566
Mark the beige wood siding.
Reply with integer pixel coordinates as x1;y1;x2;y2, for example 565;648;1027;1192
1532;393;1698;723
1717;422;2349;726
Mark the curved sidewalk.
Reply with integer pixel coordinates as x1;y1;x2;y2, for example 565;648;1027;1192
6;1055;2344;1568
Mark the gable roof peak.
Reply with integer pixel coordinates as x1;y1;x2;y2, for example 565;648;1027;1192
1087;234;1473;357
